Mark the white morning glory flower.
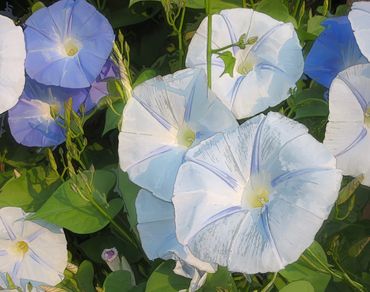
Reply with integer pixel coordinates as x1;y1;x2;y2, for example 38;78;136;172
136;189;215;291
324;64;370;186
186;8;304;119
349;1;370;62
0;207;68;289
118;68;237;201
173;112;342;274
0;15;25;114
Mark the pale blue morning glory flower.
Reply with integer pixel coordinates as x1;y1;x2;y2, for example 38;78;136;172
186;8;303;119
304;17;368;88
8;77;88;147
173;112;342;274
324;63;370;187
118;68;237;201
349;2;370;62
136;189;215;291
24;0;114;88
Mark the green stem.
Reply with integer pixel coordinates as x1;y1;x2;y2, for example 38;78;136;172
211;43;238;54
261;273;277;292
177;5;186;67
90;198;137;247
206;0;212;88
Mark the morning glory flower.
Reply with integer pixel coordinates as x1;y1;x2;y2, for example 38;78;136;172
0;207;67;289
0;15;25;114
173;112;342;274
8;77;88;147
324;64;370;186
136;189;215;291
84;59;119;112
186;8;303;119
349;1;370;62
24;0;114;88
304;17;368;88
118;68;237;201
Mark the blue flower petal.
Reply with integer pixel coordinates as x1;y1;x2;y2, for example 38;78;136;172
8;77;88;147
304;16;368;88
24;0;114;88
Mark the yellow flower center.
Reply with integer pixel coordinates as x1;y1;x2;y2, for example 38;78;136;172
14;241;29;256
365;108;370;128
247;187;270;208
235;49;256;76
64;39;80;57
177;124;196;148
242;174;271;209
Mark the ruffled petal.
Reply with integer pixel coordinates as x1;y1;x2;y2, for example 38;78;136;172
349;2;370;61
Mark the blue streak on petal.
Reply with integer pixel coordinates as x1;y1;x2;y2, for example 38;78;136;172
271;168;333;187
184;85;195;123
0;250;8;256
229;76;246;106
0;216;16;241
126;145;174;170
252;23;285;53
337;75;368;111
260;206;284;268
134;96;173;131
220;13;238;55
336;127;368;157
250;117;266;176
26;229;45;243
11;261;22;280
187;157;239;189
257;63;287;76
29;248;55;270
202;206;242;229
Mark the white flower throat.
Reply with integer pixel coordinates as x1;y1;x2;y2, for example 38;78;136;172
12;240;29;257
235;36;258;76
62;39;81;57
241;174;271;209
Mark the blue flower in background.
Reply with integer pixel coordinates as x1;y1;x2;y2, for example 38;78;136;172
24;0;114;88
85;59;119;112
304;17;368;88
8;77;88;147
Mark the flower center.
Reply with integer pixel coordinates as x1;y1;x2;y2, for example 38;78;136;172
365;107;370;128
235;49;257;76
177;124;196;148
241;174;271;209
64;39;80;57
14;241;29;256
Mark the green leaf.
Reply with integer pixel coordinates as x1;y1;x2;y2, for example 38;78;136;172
117;170;140;232
104;271;133;292
291;87;328;119
104;100;124;135
30;170;123;234
307;16;326;36
0;166;61;212
200;267;236;291
75;261;95;292
280;281;315;292
146;261;190;292
133;69;158;87
337;175;364;205
256;0;297;27
348;237;370;257
217;51;236;77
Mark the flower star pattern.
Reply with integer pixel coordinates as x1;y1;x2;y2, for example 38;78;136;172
24;0;114;88
0;207;67;290
118;68;237;201
186;8;304;119
173;112;342;274
324;63;370;187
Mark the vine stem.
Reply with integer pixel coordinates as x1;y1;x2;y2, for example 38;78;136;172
177;3;186;67
261;272;277;292
206;0;212;88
